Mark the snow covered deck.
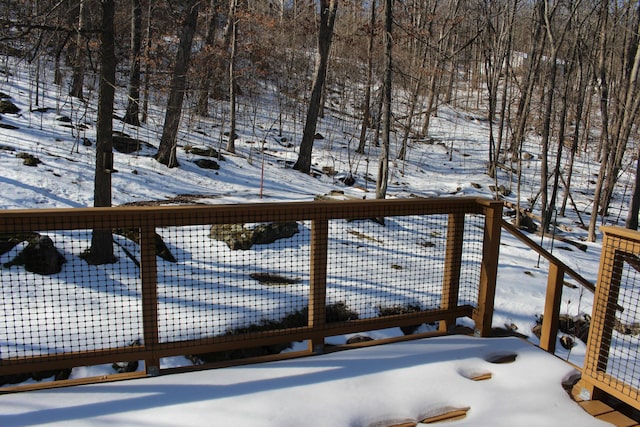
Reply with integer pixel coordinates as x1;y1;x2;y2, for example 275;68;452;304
0;335;616;427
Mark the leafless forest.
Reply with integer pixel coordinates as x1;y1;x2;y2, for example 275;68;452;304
2;0;640;247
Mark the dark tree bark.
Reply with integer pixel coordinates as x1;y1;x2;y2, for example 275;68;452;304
376;0;392;201
601;4;640;217
540;0;581;233
154;1;200;168
588;0;611;242
293;0;338;174
561;52;590;217
227;0;238;153
196;0;221;117
357;0;376;155
141;0;153;124
123;0;142;126
509;1;545;157
627;145;640;229
69;0;86;99
87;0;116;265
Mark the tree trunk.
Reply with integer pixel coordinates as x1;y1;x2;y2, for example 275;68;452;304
357;0;376;155
376;0;392;202
509;1;545;157
226;0;238;154
141;1;152;124
123;0;142;126
87;0;116;265
601;6;640;217
588;1;611;242
561;55;589;216
69;0;86;100
196;0;220;117
154;2;200;168
293;0;338;174
627;144;640;229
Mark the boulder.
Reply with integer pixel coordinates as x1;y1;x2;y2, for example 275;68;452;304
186;146;225;160
0;99;20;114
4;235;66;275
210;222;299;250
193;158;220;170
112;134;154;154
16;152;41;166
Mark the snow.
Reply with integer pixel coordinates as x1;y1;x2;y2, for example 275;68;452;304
0;336;610;426
0;55;633;425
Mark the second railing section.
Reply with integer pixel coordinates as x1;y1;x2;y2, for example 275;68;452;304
0;197;503;389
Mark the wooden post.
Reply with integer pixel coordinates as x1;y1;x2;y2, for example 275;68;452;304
308;219;329;354
584;230;623;381
539;262;564;353
140;224;160;375
581;226;640;409
440;212;465;332
474;201;502;337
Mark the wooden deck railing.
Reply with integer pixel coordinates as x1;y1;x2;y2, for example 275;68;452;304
0;197;503;391
578;226;640;411
500;220;595;353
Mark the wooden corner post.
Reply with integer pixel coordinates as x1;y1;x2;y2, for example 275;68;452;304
440;212;465;332
539;262;565;353
140;224;160;375
309;218;329;354
474;201;502;337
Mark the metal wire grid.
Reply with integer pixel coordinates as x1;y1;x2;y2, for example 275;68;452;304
325;212;484;326
595;235;640;393
156;220;310;346
458;214;485;306
0;223;142;364
0;200;499;376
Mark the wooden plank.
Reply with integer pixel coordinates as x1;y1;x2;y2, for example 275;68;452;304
469;372;492;381
474;201;503;336
420;407;470;423
596;411;638;427
0;371;146;394
439;212;465;332
501;219;595;293
309;219;329;353
579;372;640;415
579;400;614;416
140;224;160;374
539;263;564;353
0;197;485;232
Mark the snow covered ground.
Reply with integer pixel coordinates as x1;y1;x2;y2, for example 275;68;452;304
0;336;611;427
0;56;634;424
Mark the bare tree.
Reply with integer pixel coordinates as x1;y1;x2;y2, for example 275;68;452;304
602;3;640;219
123;0;142;126
154;1;200;168
86;0;116;265
195;0;221;117
293;0;338;174
69;0;87;99
588;0;611;242
357;0;376;155
226;0;238;153
539;0;581;233
376;0;392;201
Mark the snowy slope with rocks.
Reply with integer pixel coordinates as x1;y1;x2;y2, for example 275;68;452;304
0;56;630;425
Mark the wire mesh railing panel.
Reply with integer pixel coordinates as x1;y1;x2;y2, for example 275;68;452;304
0;226;143;365
583;227;640;407
0;198;502;388
458;214;485;307
586;230;640;400
606;254;640;389
156;220;310;346
324;211;483;328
